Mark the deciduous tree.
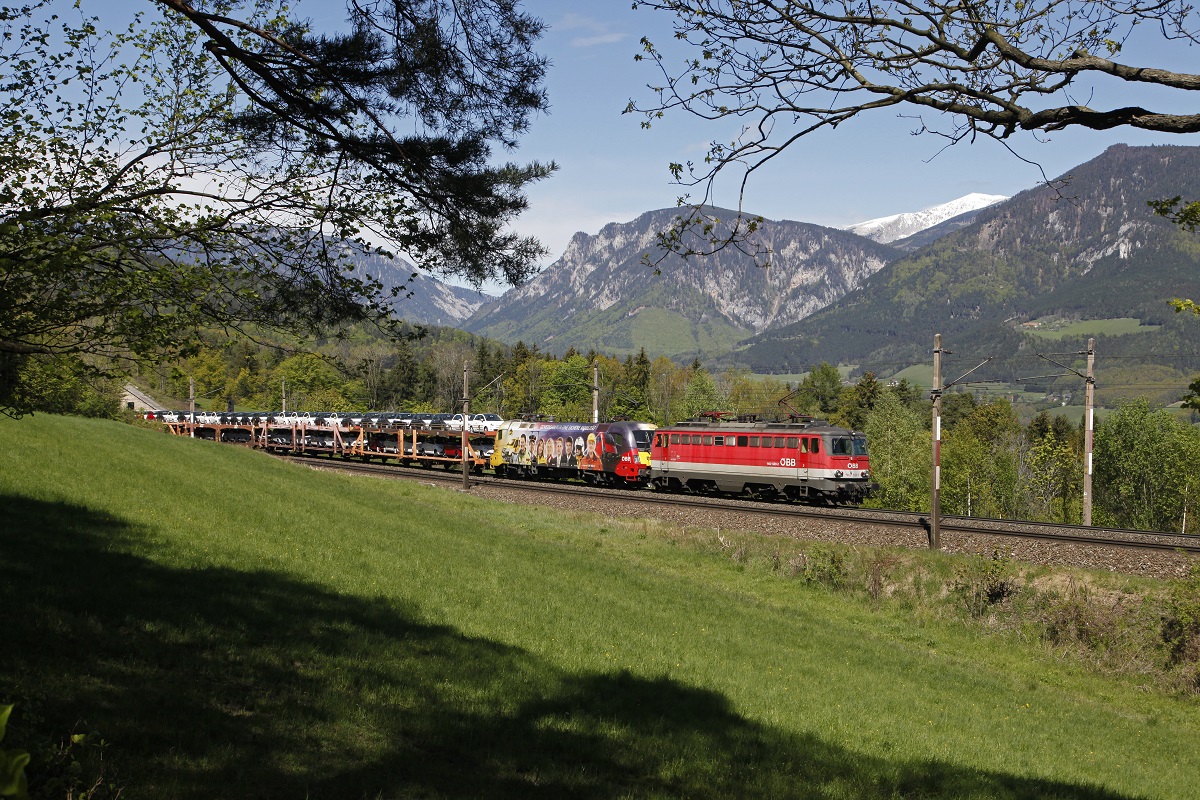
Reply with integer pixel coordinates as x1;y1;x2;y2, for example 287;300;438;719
1;0;552;414
863;391;930;512
800;362;843;415
1094;399;1200;531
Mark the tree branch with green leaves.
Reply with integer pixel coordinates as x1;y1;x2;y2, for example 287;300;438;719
0;0;554;415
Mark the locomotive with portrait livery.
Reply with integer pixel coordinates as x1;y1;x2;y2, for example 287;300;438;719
489;419;655;486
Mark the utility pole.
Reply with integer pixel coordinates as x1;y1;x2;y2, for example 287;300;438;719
592;362;599;424
189;376;196;439
281;379;287;413
1083;338;1096;526
930;334;943;550
462;361;470;491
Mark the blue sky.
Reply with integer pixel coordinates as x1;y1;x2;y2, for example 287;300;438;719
509;2;1193;276
90;0;1197;289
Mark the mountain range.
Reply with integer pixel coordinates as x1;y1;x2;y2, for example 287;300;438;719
735;144;1200;376
342;247;489;327
461;208;898;358
361;143;1200;382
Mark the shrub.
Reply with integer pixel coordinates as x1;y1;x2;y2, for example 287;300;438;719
0;705;29;800
859;550;902;602
951;549;1017;617
796;545;848;590
1162;562;1200;667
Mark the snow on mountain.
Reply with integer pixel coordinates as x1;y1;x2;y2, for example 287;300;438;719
844;193;1008;243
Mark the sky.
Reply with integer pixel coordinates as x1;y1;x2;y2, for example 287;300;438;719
500;1;1195;284
86;0;1198;291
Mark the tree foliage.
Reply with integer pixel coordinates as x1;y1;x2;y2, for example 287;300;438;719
798;362;843;415
1021;410;1082;522
0;0;552;414
942;398;1023;518
1093;399;1200;531
862;390;931;512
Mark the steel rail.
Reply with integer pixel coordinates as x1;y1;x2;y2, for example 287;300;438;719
276;453;1200;556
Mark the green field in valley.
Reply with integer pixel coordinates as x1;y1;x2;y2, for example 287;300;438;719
1024;318;1162;339
886;364;934;388
1;415;1198;799
751;365;860;384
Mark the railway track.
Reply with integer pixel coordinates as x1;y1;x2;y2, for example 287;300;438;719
277;452;1200;559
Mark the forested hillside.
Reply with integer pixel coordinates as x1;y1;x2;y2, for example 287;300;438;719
733;145;1200;379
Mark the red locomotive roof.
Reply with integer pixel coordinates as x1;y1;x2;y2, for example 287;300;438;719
658;419;859;436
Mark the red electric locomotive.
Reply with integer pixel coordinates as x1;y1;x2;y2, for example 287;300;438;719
650;416;876;504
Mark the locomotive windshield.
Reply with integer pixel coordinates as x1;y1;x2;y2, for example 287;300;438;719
853;436;869;456
830;436;853;455
631;429;653;451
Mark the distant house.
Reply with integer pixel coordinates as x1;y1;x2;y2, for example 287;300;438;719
120;384;163;413
1021;321;1041;329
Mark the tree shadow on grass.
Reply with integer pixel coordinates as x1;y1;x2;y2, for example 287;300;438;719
0;494;1140;799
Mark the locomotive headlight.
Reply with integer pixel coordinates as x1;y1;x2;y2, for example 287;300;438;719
862;470;870;480
834;470;843;478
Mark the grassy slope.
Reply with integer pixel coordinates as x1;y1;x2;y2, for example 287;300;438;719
1025;318;1161;340
1;415;1197;799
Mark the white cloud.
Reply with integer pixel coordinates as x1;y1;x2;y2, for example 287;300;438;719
549;12;626;47
570;32;627;47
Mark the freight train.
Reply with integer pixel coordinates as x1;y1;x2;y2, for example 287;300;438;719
155;412;875;505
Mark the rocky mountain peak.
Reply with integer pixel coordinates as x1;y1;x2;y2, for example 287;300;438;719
845;193;1008;243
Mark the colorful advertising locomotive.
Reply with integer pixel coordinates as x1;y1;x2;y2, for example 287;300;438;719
489;420;654;486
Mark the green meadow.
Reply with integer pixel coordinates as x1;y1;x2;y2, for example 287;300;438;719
1024;318;1161;340
1;415;1197;799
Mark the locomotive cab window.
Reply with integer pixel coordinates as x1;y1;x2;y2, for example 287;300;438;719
810;438;820;453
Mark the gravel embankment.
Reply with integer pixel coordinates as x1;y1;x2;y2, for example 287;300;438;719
466;480;1195;579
